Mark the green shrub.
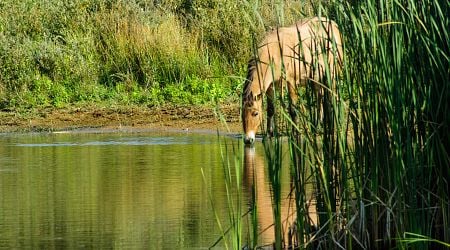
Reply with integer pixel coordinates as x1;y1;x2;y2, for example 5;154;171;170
0;0;314;109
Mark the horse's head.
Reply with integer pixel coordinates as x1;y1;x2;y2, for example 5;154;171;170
242;93;263;145
242;58;264;145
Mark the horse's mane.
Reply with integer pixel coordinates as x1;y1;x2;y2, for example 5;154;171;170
242;58;257;105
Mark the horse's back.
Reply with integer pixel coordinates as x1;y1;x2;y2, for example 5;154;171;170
261;17;341;45
257;17;342;87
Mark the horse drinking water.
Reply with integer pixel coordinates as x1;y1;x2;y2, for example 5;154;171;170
242;17;343;144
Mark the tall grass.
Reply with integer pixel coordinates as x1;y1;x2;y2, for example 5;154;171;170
0;0;320;109
0;0;250;108
0;0;323;109
297;0;448;248
337;0;449;248
229;0;449;249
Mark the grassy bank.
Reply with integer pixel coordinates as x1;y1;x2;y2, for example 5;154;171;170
0;1;220;108
0;0;311;109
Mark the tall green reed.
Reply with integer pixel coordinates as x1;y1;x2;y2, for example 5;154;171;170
236;0;448;249
263;135;284;250
338;0;449;248
291;0;448;248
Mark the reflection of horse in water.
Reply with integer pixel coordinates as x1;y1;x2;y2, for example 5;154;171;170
243;146;317;248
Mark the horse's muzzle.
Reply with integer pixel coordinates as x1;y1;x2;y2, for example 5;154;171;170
243;132;256;145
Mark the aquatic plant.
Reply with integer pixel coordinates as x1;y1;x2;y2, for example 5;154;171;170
233;0;449;249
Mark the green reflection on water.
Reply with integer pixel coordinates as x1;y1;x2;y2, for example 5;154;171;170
0;132;238;249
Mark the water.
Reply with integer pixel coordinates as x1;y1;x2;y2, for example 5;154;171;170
0;131;228;249
0;131;293;249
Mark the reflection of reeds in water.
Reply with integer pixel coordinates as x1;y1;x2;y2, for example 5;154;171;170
203;135;243;250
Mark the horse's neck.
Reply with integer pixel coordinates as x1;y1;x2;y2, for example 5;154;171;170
249;72;265;97
253;64;273;96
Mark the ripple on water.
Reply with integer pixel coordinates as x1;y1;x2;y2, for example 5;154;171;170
13;136;215;147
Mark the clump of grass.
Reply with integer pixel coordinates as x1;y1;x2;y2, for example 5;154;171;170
231;0;449;249
289;0;448;247
337;0;449;248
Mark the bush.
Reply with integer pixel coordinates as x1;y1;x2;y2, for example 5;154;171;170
0;0;312;109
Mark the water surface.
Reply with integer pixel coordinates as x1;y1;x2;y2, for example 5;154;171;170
0;131;293;249
0;131;244;249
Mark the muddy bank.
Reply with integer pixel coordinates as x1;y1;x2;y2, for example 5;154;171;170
0;103;242;134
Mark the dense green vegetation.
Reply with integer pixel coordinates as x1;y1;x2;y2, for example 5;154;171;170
0;0;247;108
213;0;449;249
0;0;320;109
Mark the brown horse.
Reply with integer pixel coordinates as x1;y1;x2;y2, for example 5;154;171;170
242;17;343;144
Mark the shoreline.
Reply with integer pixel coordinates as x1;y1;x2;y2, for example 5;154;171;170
0;103;242;135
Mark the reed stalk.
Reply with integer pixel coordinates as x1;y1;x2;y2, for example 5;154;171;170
220;137;244;249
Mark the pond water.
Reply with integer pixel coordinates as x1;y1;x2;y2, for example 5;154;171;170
0;131;293;249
